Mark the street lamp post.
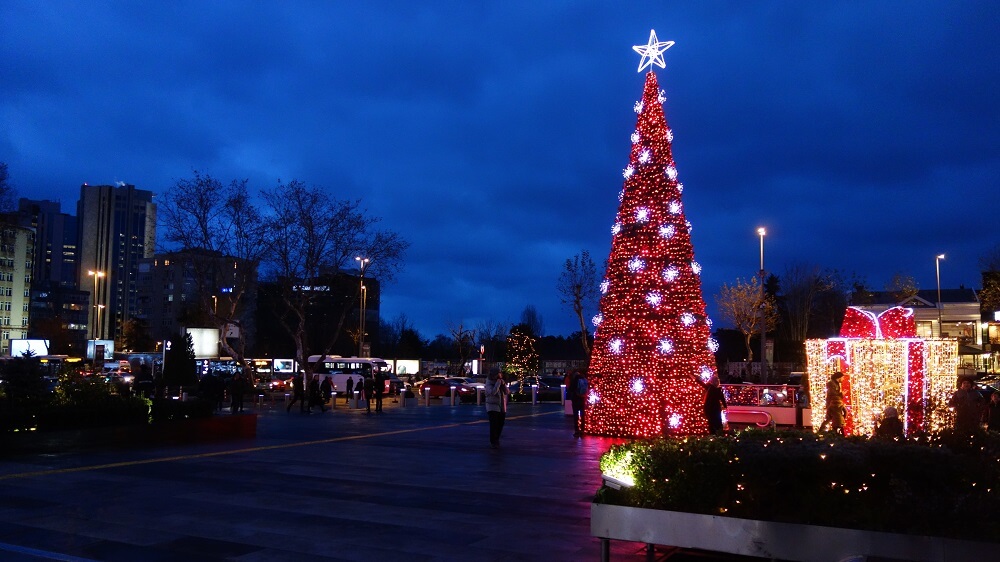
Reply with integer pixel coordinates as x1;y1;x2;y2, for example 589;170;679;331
355;256;371;357
757;227;767;383
936;254;945;337
87;270;105;360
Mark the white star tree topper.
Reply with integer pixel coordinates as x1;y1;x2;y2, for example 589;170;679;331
633;29;674;72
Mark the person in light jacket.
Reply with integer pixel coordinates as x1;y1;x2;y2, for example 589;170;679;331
484;368;511;449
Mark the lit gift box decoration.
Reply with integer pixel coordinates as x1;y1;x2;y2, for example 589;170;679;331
805;306;958;436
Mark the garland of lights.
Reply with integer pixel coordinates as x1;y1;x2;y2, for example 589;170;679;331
585;32;717;437
806;306;959;435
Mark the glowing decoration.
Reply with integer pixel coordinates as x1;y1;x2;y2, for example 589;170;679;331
635;207;650;222
618;189;625;202
609;338;624;354
677;182;684;194
669;201;682;214
665;128;673;142
584;53;716;438
600;280;610;294
658;338;674;354
631;131;640;144
662;266;679;282
592;313;603;327
686;220;692;232
632;29;674;72
611;222;622;235
707;338;719;352
806;306;959;436
631;379;645;393
665;166;678;180
658;89;667;104
681;312;696;326
699;366;714;380
706;317;713;328
588;391;598;405
634;100;643;114
638;148;652;164
623;165;635;179
691;261;702;275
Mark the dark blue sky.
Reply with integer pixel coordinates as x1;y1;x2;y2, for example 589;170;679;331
2;1;998;339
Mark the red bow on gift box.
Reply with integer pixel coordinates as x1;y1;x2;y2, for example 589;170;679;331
839;306;916;339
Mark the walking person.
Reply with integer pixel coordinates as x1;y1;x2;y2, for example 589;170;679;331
287;374;305;413
308;374;326;413
568;370;588;437
345;377;355;404
689;372;727;435
363;376;374;413
229;371;246;414
949;376;984;434
819;372;846;435
320;375;333;406
374;371;385;413
484;368;510;449
987;392;1000;432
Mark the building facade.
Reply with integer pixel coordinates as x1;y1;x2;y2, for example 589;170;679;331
0;223;35;355
77;183;156;346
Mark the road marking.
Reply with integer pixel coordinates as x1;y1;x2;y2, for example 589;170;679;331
0;410;562;481
0;540;97;561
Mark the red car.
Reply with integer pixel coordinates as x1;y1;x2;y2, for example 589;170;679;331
417;378;476;398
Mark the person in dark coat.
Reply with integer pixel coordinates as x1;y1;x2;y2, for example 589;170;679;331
819;372;846;435
320;376;333;405
568;370;587;437
374;372;385;413
363;376;374;413
308;374;326;413
690;373;727;435
345;377;355;403
873;406;904;440
287;374;305;413
229;371;246;414
987;392;1000;432
949;377;984;434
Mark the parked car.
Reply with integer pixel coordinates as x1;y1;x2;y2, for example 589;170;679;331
417;378;476;398
448;377;484;390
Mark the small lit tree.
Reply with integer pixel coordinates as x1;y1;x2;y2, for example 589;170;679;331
504;324;538;392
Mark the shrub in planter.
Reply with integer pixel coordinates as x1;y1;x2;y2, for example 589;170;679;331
597;428;1000;542
149;397;214;422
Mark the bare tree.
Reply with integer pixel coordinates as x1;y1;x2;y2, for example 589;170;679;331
262;180;408;380
474;318;509;365
885;273;919;303
158;172;271;376
557;250;599;354
447;321;475;376
519;305;544;337
779;262;833;342
715;276;779;361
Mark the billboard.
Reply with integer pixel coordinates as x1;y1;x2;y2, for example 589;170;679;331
185;328;220;359
10;339;49;357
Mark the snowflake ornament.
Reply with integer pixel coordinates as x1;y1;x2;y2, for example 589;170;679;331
691;261;702;274
668;413;683;428
600;280;610;294
659;224;676;239
631;379;645;393
628;257;645;272
676;182;684;194
634;100;643;114
638;148;651;164
700;366;714;381
669;201;682;215
707;338;720;353
681;312;696;326
623;165;634;179
645;291;662;307
662;266;679;282
665;128;673;142
658;89;666;104
631;131;640;144
609;338;624;354
635;207;650;222
665;166;678;181
592;313;603;327
658;338;674;354
611;222;621;236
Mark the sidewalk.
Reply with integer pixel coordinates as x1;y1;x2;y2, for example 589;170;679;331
0;398;669;561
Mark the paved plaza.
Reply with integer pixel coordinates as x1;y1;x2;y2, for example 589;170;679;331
0;396;731;561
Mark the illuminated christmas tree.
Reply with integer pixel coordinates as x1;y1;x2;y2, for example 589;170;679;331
584;31;718;437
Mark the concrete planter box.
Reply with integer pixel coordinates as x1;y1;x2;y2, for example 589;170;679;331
591;503;993;562
3;413;257;454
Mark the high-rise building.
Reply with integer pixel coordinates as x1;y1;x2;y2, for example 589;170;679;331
77;183;156;346
18;199;88;354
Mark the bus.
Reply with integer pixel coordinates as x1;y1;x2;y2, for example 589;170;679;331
307;356;392;395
